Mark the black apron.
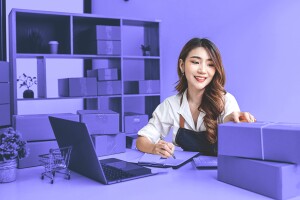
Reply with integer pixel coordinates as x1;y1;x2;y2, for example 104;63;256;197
174;97;217;156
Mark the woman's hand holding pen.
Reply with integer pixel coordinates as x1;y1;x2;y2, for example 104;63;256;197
152;140;175;158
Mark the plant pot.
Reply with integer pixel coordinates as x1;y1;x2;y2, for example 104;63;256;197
143;50;151;56
0;159;17;183
23;89;34;98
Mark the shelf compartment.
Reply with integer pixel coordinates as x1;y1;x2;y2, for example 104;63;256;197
16;12;71;54
122;19;159;57
73;16;121;55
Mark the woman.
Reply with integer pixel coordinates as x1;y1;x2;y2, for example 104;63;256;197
136;38;255;157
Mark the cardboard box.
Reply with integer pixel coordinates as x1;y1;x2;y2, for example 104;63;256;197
97;81;121;95
139;80;160;94
0;61;9;82
92;133;125;157
218;155;300;200
96;40;121;55
263;123;300;164
88;25;121;40
0;104;10;126
13;113;79;141
86;96;111;110
124;112;149;133
18;140;59;168
0;83;10;104
77;110;119;134
58;77;97;97
218;122;300;164
218;122;270;159
124;81;139;94
126;133;138;149
87;68;118;81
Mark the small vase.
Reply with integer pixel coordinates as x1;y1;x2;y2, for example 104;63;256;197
143;51;151;56
0;159;17;183
23;89;34;98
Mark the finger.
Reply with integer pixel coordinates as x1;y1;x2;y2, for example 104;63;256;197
159;149;172;158
232;112;240;123
161;143;173;155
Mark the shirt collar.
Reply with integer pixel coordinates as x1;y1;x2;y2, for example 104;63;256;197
177;89;206;130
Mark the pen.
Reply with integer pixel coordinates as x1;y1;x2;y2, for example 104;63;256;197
160;137;176;159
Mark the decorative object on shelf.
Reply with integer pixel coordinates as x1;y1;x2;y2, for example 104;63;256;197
48;40;59;54
27;28;43;53
0;127;28;183
141;44;151;56
17;73;37;98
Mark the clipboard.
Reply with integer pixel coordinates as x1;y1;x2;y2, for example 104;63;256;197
138;151;200;169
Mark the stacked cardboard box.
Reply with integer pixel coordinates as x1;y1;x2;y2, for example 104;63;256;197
124;80;160;94
83;25;121;55
13;113;79;168
58;77;97;97
218;122;300;199
124;112;148;149
0;61;10;126
77;110;125;157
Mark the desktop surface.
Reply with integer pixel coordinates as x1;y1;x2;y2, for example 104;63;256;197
1;149;300;200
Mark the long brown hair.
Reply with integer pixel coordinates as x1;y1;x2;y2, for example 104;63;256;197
175;38;226;143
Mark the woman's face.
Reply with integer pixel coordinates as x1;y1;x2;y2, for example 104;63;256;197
180;47;216;92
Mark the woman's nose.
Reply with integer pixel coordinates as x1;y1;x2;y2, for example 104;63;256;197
197;64;206;73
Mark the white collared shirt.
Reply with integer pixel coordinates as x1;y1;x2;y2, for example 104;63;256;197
137;90;240;144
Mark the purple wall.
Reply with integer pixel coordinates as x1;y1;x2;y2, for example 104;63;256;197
92;0;300;123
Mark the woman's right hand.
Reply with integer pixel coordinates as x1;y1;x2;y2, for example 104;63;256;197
151;140;175;158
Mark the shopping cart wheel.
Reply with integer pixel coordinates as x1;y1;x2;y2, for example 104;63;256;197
66;174;71;180
51;180;54;184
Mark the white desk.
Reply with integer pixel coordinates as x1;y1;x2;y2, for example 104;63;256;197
1;150;300;200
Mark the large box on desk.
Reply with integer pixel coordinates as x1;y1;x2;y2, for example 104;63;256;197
87;68;118;81
97;81;121;95
92;133;125;157
77;110;119;134
218;122;300;164
263;123;300;164
139;80;160;94
0;83;10;104
13;113;79;141
124;112;149;133
218;155;300;200
18;140;58;168
0;104;10;126
58;77;97;97
0;61;9;82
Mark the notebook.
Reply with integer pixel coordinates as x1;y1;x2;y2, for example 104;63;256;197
138;150;200;169
49;116;157;185
193;155;218;169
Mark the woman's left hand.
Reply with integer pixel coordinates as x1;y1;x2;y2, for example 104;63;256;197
224;111;256;123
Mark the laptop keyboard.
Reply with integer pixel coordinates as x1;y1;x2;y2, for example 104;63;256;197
101;164;135;181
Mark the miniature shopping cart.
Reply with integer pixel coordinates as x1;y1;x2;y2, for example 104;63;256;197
39;146;72;184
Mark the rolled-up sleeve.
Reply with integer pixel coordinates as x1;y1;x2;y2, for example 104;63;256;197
221;93;240;122
137;99;174;144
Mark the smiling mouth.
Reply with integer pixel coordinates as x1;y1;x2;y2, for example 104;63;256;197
194;76;206;82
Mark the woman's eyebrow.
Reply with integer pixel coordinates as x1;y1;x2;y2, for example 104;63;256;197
189;56;212;61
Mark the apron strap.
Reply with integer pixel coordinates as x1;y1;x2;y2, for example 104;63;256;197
179;95;185;128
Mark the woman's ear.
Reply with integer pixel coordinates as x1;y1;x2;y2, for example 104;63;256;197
179;59;184;73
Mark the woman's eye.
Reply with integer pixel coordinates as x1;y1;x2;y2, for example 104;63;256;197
191;61;199;64
208;63;215;67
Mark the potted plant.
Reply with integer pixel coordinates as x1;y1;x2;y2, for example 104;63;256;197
141;44;151;56
0;127;28;183
17;73;37;98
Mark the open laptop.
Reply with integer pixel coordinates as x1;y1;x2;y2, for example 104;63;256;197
49;116;157;184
